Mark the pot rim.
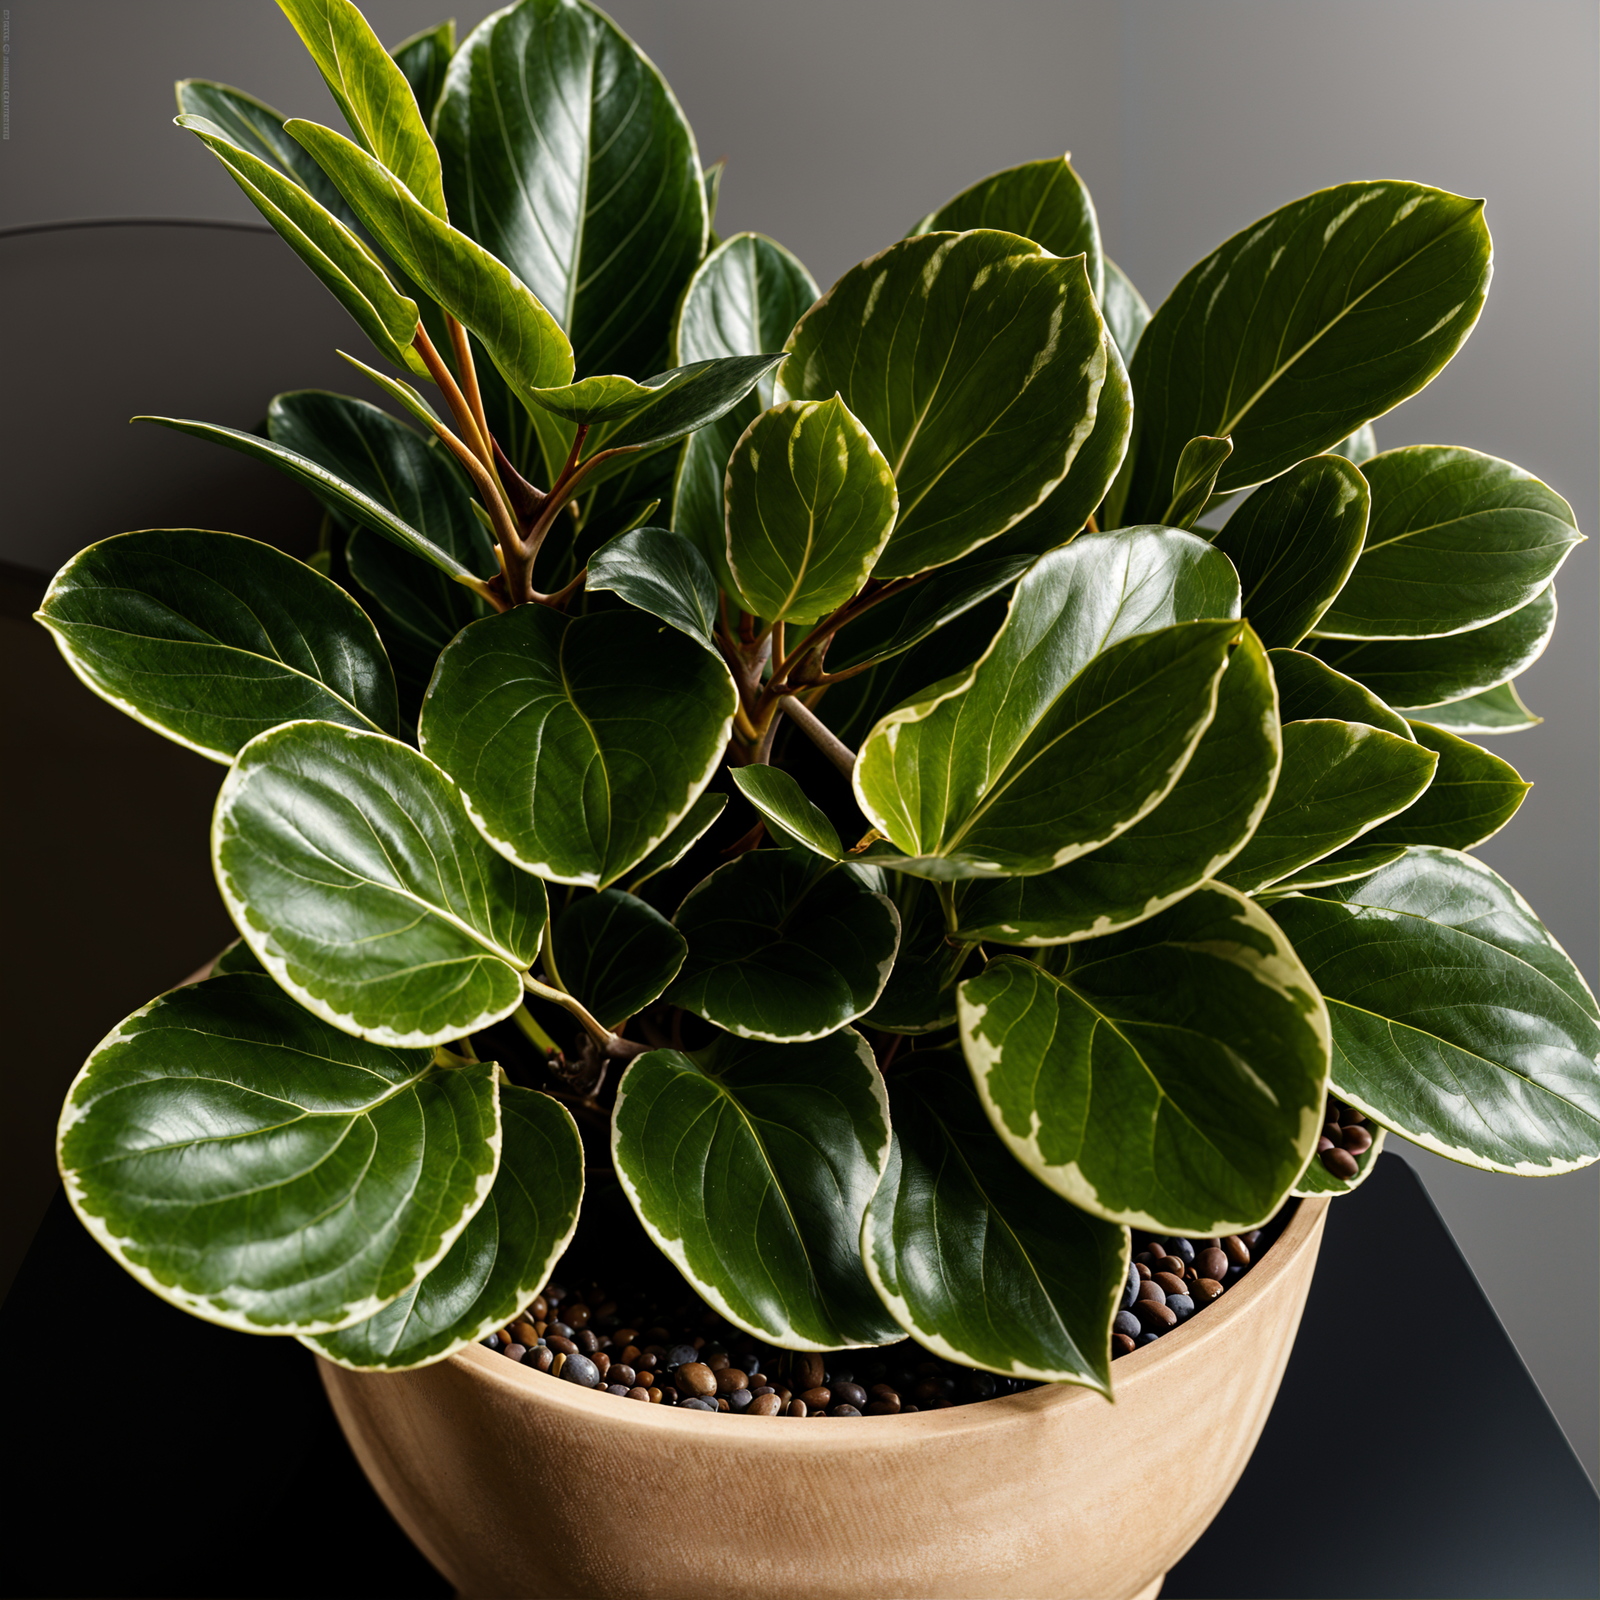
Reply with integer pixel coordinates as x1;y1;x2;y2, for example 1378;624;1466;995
438;1193;1330;1442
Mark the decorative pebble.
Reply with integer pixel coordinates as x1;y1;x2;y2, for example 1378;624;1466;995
557;1353;601;1388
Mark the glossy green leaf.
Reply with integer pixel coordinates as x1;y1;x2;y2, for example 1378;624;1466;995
136;414;484;584
725;397;897;624
590;355;785;465
58;974;500;1332
612;1032;901;1349
1100;256;1151;367
781;230;1106;578
420;604;736;887
1330;423;1378;465
37;530;398;761
1392;681;1540;735
214;721;548;1045
673;233;822;595
1292;1121;1387;1197
1123;182;1492;523
304;1083;582;1370
1314;446;1582;639
390;18;456;124
667;849;900;1042
586;526;721;649
911;154;1103;300
623;791;728;894
177;113;424;375
1212;455;1370;648
278;0;447;217
1316;583;1556;708
552;889;687;1030
1265;840;1409;893
703;159;724;237
1361;721;1529;851
1268;648;1412;738
522;357;779;432
730;765;843;860
1219;719;1437;895
862;876;972;1035
1270;848;1600;1174
435;0;706;382
1164;435;1233;529
862;1051;1126;1387
959;883;1330;1233
954;625;1279;942
854;530;1241;877
287;118;574;400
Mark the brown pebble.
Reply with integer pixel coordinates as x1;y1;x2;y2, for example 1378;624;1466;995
511;1321;539;1347
620;1345;642;1366
869;1383;901;1407
1196;1247;1228;1280
547;1335;578;1356
748;1393;783;1416
705;1351;731;1372
626;1387;650;1402
750;1385;775;1398
1317;1136;1334;1152
787;1399;808;1418
1135;1280;1166;1304
715;1368;748;1395
593;1352;610;1378
833;1381;869;1409
1223;1236;1250;1266
1340;1106;1366;1127
865;1400;900;1415
575;1329;600;1354
550;1352;566;1378
717;1398;730;1412
1134;1300;1177;1332
867;1387;901;1414
799;1386;831;1410
692;1335;707;1350
503;1343;526;1362
1343;1125;1373;1155
1112;1333;1136;1357
1135;1263;1151;1281
1157;1256;1186;1277
1320;1147;1360;1180
530;1346;554;1372
1192;1278;1224;1304
1323;1121;1344;1145
1153;1271;1187;1297
647;1387;662;1403
794;1353;825;1390
565;1304;591;1330
1243;1229;1262;1245
609;1364;636;1389
529;1296;548;1321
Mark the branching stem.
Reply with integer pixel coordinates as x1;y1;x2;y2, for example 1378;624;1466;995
776;691;858;780
523;972;617;1052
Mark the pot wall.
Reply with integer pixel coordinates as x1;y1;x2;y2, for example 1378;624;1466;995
319;1197;1328;1600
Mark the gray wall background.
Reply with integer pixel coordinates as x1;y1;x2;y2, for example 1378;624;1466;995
2;0;1594;1483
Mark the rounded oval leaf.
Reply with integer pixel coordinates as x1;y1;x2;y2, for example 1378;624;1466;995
552;889;687;1031
304;1084;583;1370
214;721;548;1046
420;604;737;887
1360;721;1529;852
612;1032;902;1350
863;1051;1126;1387
57;974;501;1333
781;230;1106;578
667;849;900;1042
958;882;1330;1234
1270;849;1600;1174
1392;681;1540;736
37;529;398;762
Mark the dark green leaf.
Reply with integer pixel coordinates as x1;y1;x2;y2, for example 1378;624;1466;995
1316;584;1556;708
1219;719;1437;894
624;792;728;894
1268;647;1412;738
1212;455;1370;648
1314;446;1582;639
1270;848;1600;1173
730;766;844;859
595;354;786;462
861;876;971;1035
586;526;721;648
862;1052;1126;1386
1100;256;1150;367
304;1083;582;1369
667;849;900;1041
1124;182;1492;523
1164;435;1233;529
613;1032;901;1349
1392;681;1540;735
1265;840;1409;892
781;230;1106;578
553;890;687;1030
530;356;783;431
389;18;456;125
1361;721;1530;851
214;721;548;1044
435;0;706;382
58;974;500;1331
959;883;1330;1233
36;529;398;760
211;939;267;977
420;605;736;887
703;159;724;237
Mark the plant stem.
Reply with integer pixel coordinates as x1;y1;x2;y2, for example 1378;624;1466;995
512;1005;560;1056
776;692;857;779
523;972;617;1051
413;322;493;470
445;313;493;463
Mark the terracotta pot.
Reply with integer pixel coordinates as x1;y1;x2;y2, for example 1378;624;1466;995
318;1195;1329;1599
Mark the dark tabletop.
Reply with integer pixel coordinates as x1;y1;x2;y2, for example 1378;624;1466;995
2;1152;1594;1600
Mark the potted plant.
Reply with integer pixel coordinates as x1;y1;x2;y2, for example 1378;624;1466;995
37;0;1600;1595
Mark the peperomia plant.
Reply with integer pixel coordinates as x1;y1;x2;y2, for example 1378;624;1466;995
40;0;1600;1391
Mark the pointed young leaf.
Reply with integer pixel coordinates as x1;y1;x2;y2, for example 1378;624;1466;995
1212;455;1370;648
553;890;687;1031
911;154;1104;299
730;766;844;860
1100;256;1151;367
703;159;724;236
421;605;736;887
862;1052;1126;1387
390;18;456;125
1361;721;1529;851
586;526;721;649
954;625;1279;942
959;883;1330;1233
287;118;574;398
781;230;1106;578
304;1084;582;1370
593;355;785;458
215;722;548;1046
57;974;500;1332
37;530;398;761
278;0;447;217
1164;435;1233;529
1314;446;1582;639
1123;182;1492;523
1393;681;1540;735
1219;719;1437;894
624;792;728;894
1317;584;1556;708
667;849;900;1042
613;1033;902;1350
1270;849;1600;1173
725;396;898;624
435;0;706;382
1268;648;1412;737
528;357;783;428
